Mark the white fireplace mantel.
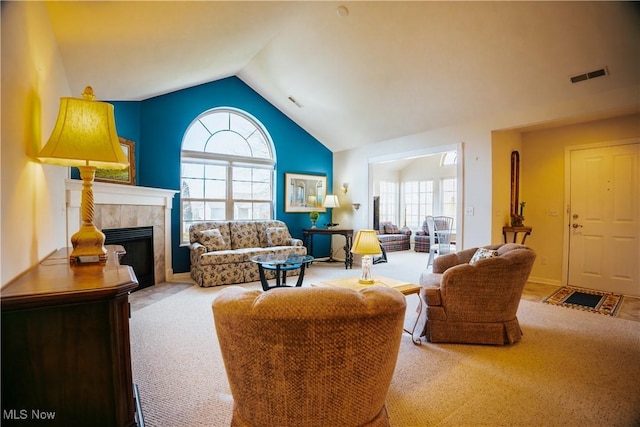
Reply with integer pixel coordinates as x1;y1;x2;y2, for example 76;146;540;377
65;179;179;282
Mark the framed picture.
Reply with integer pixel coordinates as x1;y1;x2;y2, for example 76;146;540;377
285;173;327;213
95;137;136;185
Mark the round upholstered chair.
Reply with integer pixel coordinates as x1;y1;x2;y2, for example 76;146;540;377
212;286;406;427
419;243;536;345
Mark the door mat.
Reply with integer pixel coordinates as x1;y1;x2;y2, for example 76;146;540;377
542;286;623;316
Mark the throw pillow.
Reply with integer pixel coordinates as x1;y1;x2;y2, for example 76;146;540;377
266;227;291;247
469;247;499;264
384;223;399;234
198;229;226;252
421;219;430;234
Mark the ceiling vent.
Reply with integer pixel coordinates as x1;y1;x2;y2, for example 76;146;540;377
288;96;303;108
570;67;608;84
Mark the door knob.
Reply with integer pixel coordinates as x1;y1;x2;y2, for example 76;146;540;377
572;223;583;229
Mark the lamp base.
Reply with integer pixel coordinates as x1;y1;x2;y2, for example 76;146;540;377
358;254;375;284
69;225;107;265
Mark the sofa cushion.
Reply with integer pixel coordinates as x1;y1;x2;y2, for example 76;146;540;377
256;220;287;247
469;247;499;264
421;218;430;234
197;250;245;266
384;223;399;234
266;227;291;247
190;221;232;250
198;229;227;252
230;221;260;249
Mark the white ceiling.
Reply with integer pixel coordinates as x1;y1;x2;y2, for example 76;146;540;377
46;1;640;153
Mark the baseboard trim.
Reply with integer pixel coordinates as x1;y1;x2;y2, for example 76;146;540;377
170;271;192;282
528;276;562;287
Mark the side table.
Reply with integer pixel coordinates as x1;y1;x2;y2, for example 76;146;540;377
302;228;354;269
312;275;423;345
502;226;532;244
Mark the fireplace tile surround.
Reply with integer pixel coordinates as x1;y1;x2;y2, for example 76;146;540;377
65;179;178;284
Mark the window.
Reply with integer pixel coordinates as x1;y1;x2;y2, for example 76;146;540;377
403;180;433;229
180;108;275;243
441;151;457;166
441;177;457;229
379;181;398;224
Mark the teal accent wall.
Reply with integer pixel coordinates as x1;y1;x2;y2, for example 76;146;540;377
111;76;333;274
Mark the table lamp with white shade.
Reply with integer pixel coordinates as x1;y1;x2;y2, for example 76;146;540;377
351;230;382;284
38;86;129;265
323;194;340;228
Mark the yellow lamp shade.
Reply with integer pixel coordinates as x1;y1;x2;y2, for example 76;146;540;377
351;230;382;255
38;87;128;170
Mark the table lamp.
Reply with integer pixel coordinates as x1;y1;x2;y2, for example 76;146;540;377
38;86;129;265
323;194;340;228
351;230;382;284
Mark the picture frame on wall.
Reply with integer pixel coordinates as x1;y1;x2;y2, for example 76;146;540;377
284;173;327;213
95;137;136;185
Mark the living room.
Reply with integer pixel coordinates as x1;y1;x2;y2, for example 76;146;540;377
2;2;639;424
3;1;639;291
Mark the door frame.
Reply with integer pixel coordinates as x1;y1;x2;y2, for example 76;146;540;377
367;142;464;248
562;137;640;286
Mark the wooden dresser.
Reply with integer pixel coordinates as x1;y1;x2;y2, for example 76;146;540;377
1;248;140;426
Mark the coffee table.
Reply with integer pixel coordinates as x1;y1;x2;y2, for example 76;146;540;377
312;275;423;345
250;254;314;291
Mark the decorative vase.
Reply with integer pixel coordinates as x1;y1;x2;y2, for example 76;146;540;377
511;215;524;227
310;219;317;228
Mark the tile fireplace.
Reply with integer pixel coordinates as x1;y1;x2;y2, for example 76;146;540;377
65;179;178;284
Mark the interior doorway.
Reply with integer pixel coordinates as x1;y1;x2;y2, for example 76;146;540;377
368;143;463;246
565;140;639;296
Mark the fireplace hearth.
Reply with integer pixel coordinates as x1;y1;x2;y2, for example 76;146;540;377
104;226;154;290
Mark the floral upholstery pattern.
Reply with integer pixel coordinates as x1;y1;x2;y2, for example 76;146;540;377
189;220;305;287
469;247;499;264
189;221;231;250
266;227;291;247
197;229;227;252
230;221;260;250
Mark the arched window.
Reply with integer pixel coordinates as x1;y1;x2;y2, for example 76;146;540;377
441;151;457;166
180;108;275;242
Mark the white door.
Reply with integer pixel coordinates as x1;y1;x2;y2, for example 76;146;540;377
568;142;639;296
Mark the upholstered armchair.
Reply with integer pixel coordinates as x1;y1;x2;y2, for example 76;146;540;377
419;243;536;345
212;286;406;427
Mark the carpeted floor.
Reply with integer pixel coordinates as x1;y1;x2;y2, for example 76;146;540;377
129;260;640;426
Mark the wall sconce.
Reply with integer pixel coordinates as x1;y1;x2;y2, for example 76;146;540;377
341;182;349;194
352;203;361;211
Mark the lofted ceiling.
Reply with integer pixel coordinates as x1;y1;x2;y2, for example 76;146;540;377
46;1;640;153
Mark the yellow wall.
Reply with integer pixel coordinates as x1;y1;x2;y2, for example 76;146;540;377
491;130;522;243
520;113;640;285
1;2;71;285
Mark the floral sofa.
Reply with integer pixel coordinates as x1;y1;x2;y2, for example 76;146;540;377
189;220;307;287
377;221;412;252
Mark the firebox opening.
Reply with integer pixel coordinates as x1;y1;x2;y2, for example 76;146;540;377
103;226;155;291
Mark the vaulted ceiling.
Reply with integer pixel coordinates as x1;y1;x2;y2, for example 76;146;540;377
46;1;640;152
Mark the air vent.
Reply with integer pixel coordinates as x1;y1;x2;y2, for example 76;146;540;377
288;96;303;108
570;67;608;84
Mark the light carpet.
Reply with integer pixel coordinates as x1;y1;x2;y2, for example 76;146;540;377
130;260;640;426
